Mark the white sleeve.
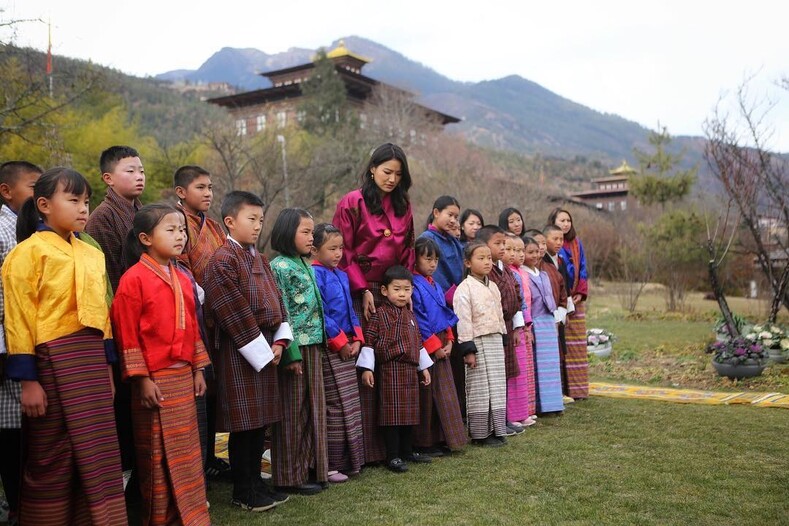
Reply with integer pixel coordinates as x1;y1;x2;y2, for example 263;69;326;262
417;347;433;371
273;322;294;343
0;325;6;354
566;297;576;314
194;283;206;305
356;346;375;371
237;333;275;372
512;310;525;329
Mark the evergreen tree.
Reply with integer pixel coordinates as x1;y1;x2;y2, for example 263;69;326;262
298;49;353;136
630;126;696;207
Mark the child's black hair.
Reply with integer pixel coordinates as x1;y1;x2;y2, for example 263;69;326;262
475;224;506;244
220;191;264;220
415;236;440;259
123;203;182;269
100;145;140;174
498;207;525;235
523;228;544;239
174;165;210;189
360;143;411;217
313;222;342;250
17;167;92;242
425;195;460;229
271;207;312;257
463;240;489;262
542;224;563;236
459;208;484;242
381;265;413;286
548;207;577;241
522;236;539;249
0;161;43;187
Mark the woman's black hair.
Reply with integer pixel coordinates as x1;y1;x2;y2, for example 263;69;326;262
271;207;313;257
425;195;460;229
313;222;342;250
498;207;525;236
122;203;182;270
415;236;440;259
548;207;577;241
360;143;412;217
17;167;92;242
459;208;484;242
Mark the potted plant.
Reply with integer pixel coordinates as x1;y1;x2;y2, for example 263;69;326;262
706;337;769;379
742;324;788;364
587;328;615;358
712;313;748;342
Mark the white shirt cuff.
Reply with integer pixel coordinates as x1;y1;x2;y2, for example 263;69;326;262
356;346;375;370
553;308;567;325
195;283;206;305
273;322;293;343
238;333;275;372
566;297;576;314
512;310;525;329
0;325;6;354
418;347;433;371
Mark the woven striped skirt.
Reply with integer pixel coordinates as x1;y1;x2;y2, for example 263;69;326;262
352;284;386;464
533;315;565;413
413;347;468;451
465;333;507;440
564;301;589;399
506;327;534;422
131;366;209;526
21;328;126;526
271;344;328;486
322;346;364;473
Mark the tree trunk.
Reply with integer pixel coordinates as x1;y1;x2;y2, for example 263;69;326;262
768;264;789;323
709;259;738;337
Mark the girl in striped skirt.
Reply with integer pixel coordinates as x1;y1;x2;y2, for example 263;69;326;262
3;168;127;525
522;236;565;414
112;204;211;525
411;238;468;455
270;209;328;495
453;242;509;447
311;223;365;482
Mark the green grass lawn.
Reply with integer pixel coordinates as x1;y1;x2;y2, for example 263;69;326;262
206;398;788;525
587;284;789;392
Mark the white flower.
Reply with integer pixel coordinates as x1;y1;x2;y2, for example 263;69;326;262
780;338;789;350
588;336;599;345
590;328;604;335
746;333;757;341
759;331;772;340
770;326;782;334
753;325;763;332
599;335;609;343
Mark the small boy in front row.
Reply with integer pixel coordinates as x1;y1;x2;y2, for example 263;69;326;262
357;266;433;473
203;191;293;512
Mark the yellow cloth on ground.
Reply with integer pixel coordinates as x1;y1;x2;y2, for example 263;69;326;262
589;382;789;409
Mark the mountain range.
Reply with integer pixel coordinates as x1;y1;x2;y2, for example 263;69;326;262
157;35;703;166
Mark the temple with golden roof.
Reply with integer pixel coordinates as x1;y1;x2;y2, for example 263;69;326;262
208;41;459;135
571;160;636;212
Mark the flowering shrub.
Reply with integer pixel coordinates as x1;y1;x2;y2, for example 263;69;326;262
587;328;615;348
743;324;788;356
706;336;769;365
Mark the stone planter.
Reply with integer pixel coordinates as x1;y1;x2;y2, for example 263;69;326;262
587;342;612;358
766;348;786;364
712;360;766;380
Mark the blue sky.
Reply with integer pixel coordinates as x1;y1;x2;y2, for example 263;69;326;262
5;0;788;150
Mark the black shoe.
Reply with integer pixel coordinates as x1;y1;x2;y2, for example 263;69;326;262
205;457;232;480
275;482;323;496
483;436;505;448
387;458;409;473
231;490;276;512
506;422;525;435
404;452;433;464
420;446;445;458
257;479;289;505
496;436;508;445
